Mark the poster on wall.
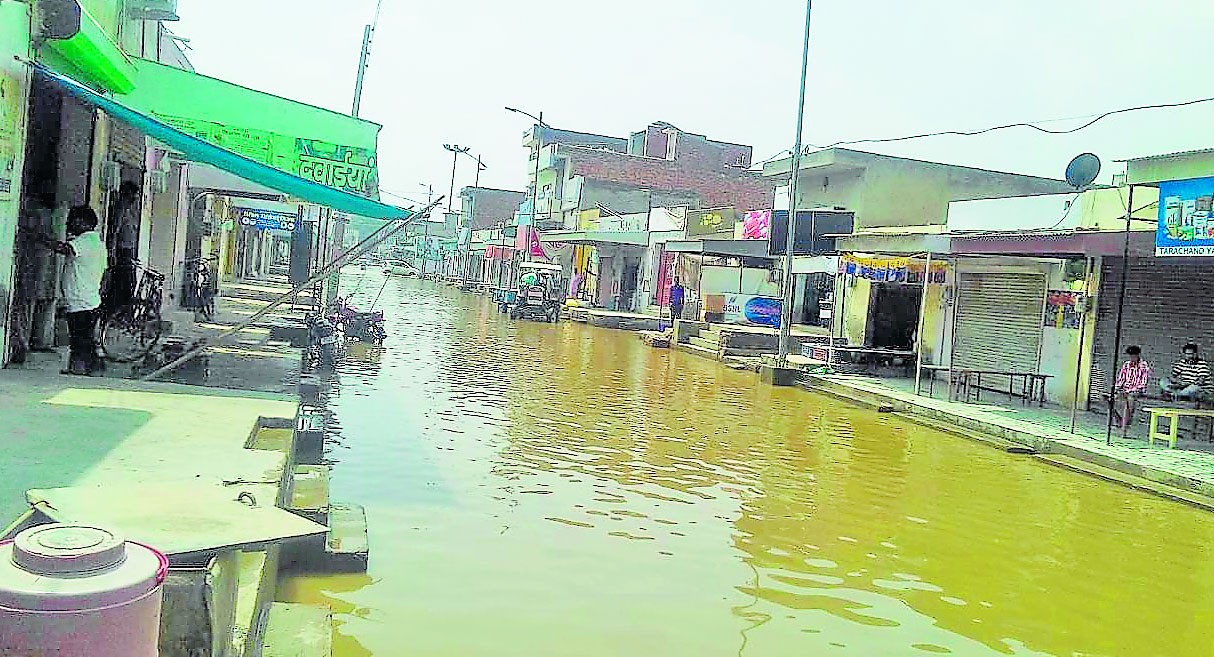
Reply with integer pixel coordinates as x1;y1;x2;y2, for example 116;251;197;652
1157;176;1214;256
153;114;380;200
722;294;782;327
687;207;737;237
0;72;21;200
742;210;771;240
1043;290;1085;329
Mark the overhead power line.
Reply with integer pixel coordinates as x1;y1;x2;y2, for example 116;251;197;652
810;95;1214;151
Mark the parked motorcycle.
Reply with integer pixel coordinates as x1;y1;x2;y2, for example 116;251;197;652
306;312;342;368
328;297;387;344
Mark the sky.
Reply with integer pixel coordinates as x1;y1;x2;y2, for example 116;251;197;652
175;0;1214;216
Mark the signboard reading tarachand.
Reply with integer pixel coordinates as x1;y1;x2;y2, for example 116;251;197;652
238;208;298;232
1157;176;1214;256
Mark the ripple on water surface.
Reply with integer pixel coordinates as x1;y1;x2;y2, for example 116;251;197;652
281;277;1214;657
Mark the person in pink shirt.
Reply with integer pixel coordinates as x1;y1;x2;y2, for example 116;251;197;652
1114;345;1152;437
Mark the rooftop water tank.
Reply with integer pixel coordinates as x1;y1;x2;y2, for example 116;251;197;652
0;524;167;657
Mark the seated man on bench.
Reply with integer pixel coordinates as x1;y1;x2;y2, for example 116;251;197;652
1161;342;1211;403
1114;345;1152;437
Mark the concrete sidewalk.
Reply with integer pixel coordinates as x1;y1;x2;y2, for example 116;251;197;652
0;367;296;525
802;372;1214;504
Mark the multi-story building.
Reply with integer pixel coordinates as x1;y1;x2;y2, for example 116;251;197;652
457;186;525;285
512;121;773;311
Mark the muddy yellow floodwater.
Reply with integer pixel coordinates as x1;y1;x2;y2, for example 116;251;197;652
280;278;1214;657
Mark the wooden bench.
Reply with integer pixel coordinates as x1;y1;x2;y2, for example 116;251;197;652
1144;407;1214;448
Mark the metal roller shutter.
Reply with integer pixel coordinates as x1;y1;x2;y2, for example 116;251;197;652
954;272;1046;373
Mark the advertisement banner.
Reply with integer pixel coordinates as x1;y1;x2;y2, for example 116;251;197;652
656;250;676;305
1157;177;1214;256
154;113;380;199
842;254;947;283
1044;290;1085;329
687;207;737;237
722;294;782;327
742;210;771;240
238;208;297;231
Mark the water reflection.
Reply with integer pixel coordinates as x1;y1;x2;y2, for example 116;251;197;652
281;276;1214;657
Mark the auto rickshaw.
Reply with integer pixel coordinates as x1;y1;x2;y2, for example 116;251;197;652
509;262;564;322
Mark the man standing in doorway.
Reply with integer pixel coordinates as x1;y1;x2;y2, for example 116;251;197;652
51;206;106;375
107;181;141;311
1161;342;1210;402
670;278;686;321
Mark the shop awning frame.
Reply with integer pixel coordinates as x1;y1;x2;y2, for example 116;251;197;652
32;64;413;221
539;230;648;246
664;239;772;259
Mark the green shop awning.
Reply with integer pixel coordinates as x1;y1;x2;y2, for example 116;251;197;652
120;58;383;201
39;0;136;94
34;65;413;221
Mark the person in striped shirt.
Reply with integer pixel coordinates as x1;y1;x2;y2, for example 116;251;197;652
1161;342;1210;402
1114;345;1152;436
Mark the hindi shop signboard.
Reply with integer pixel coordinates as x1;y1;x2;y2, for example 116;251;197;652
238;208;298;232
1158;176;1214;256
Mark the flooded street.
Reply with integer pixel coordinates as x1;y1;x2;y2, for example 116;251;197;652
282;276;1214;657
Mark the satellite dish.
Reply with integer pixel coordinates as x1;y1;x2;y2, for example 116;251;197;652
1065;153;1101;189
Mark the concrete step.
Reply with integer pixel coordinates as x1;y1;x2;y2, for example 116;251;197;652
689;336;720;352
261;602;332;657
294;409;326;465
289;465;330;525
677;341;721;362
326;502;369;572
721;346;776;358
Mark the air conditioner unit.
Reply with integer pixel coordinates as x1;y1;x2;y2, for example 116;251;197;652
126;0;179;21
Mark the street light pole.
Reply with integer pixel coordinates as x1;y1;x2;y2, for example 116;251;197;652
777;0;814;368
442;144;470;280
505;107;548;264
459;155;487;288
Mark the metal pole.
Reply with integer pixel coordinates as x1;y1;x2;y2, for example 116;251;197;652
1070;256;1094;433
777;0;813;367
447;148;459;213
1105;183;1136;445
526;112;543;263
142;199;442;381
352;25;371;117
914;251;932;396
947;258;959;401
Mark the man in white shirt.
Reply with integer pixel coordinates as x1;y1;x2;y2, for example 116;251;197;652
51;206;106;375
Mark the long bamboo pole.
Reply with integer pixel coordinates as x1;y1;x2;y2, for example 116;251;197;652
140;199;443;381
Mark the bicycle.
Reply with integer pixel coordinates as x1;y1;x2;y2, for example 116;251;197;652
183;254;218;322
99;264;165;363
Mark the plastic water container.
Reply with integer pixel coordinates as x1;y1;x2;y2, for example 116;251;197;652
0;524;168;657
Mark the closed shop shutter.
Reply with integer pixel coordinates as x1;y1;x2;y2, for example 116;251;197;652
954;272;1046;374
109;119;146;167
1089;257;1214;405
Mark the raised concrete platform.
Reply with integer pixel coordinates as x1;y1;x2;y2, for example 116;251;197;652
801;372;1214;506
566;307;664;331
290;465;330;525
326;503;369;572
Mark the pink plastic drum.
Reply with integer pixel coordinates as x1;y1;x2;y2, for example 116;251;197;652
0;524;168;657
